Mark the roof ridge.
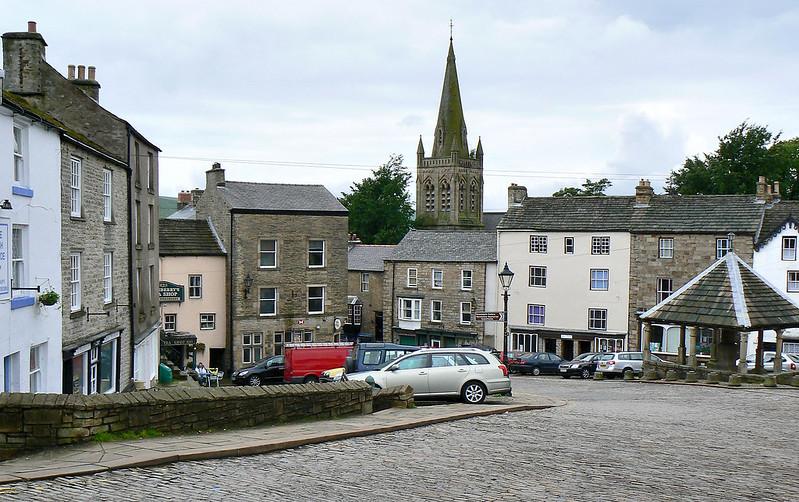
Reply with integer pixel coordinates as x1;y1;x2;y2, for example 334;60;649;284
224;180;327;188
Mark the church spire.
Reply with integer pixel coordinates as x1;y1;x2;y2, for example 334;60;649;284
431;37;468;158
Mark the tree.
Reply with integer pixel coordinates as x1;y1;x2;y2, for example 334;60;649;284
666;121;799;198
552;178;612;197
340;154;414;244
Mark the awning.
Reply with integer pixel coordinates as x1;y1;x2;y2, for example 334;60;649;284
161;331;198;346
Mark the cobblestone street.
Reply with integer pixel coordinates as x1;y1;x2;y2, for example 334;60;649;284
4;378;798;501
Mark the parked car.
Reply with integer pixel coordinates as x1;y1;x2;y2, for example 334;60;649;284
510;352;564;376
346;348;511;404
320;343;419;382
595;351;663;378
559;352;601;379
284;343;355;383
504;351;530;372
736;352;799;372
231;355;285;386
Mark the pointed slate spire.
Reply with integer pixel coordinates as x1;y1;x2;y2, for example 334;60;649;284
417;135;425;155
476;136;483;159
431;38;468;158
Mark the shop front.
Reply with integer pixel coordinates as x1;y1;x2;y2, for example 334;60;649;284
160;331;197;370
508;327;627;360
394;328;478;348
62;331;120;395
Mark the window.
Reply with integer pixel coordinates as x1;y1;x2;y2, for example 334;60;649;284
440;179;451;212
147;152;155;190
407;268;418;288
134;142;141;186
564;237;574;254
431;300;442;322
591;236;610;255
788;271;799;292
458;179;465;212
148;205;155;244
396;354;430;370
273;332;284;355
11;226;25;291
164;313;177;331
470;180;479;212
135;201;141;244
597;338;624;353
716;237;731;259
136;268;141;308
148;265;154;304
29;344;43;393
360;272;369;292
527;304;545;325
659;238;674;259
308;239;325;267
588;308;608;330
189;275;202;298
783;237;797;261
511;332;538;352
99;339;117;394
590;269;609;291
347;304;362;325
529;235;548;253
461;270;472;290
102;169;112;222
432;269;443;289
529;266;547;288
460;302;472;324
308;286;325;314
3;352;20;393
259;239;277;268
423;179;435;212
13;125;26;184
70;253;81;312
200;313;216;330
242;333;263;364
398;298;421;321
259;288;277;316
657;277;673;302
70;157;82;217
103;252;113;303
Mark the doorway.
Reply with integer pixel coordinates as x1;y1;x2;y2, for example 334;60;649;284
561;339;574;361
375;312;384;341
578;340;592;355
544;338;557;354
210;348;225;369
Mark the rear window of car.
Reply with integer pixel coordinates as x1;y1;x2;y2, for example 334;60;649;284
460;353;489;365
618;354;629;361
384;349;412;363
599;354;614;361
788;354;799;362
362;350;382;365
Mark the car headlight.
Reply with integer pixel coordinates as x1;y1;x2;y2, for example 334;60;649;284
239;370;249;376
571;364;579;369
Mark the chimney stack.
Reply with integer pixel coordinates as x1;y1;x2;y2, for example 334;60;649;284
191;188;204;207
507;183;527;208
71;64;100;102
635;179;654;206
87;66;96;80
77;65;85;79
67;64;75;79
756;176;767;201
1;21;48;94
773;181;781;202
206;162;226;190
177;190;192;209
27;21;36;33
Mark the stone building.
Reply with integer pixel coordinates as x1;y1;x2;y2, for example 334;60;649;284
346;241;395;341
2;22;161;391
195;163;348;372
383;230;498;347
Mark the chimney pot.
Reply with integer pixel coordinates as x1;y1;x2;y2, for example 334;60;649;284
635;179;654;206
77;65;85;80
87;66;96;80
27;21;37;33
756;175;768;201
67;65;76;80
507;183;527;208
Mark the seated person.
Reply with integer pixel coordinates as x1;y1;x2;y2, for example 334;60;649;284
196;362;210;386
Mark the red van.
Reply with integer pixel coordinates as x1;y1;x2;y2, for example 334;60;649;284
283;343;354;383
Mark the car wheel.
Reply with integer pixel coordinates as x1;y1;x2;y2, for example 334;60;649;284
461;381;487;404
303;375;318;384
247;375;262;386
581;368;591;379
623;367;634;378
532;367;541;376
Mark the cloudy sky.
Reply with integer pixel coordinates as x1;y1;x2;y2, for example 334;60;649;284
6;1;799;211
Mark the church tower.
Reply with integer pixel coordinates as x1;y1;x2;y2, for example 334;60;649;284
416;36;484;229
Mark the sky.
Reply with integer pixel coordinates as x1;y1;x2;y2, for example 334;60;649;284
5;1;799;211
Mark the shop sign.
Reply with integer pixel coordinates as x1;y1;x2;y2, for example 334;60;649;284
159;281;184;303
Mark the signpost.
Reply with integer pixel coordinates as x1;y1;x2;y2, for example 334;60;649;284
158;281;184;303
475;311;505;322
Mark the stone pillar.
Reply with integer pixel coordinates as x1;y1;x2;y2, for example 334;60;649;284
738;331;749;374
755;330;764;372
709;329;718;369
688;326;698;368
641;321;651;360
775;329;784;372
677;325;687;365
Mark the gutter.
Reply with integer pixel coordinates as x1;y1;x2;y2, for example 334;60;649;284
126;130;135;390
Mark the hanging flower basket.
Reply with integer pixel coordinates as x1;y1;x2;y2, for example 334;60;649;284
194;342;206;352
39;290;60;306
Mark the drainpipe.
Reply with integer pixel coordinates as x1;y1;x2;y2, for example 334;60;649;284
126;130;135;390
390;263;396;343
228;212;234;373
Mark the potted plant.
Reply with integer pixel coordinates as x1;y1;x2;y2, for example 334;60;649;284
195;342;206;352
39;290;60;306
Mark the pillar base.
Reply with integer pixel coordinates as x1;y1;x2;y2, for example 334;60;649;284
594;372;605;381
763;376;777;388
677;347;686;366
665;369;679;381
728;374;742;387
706;372;720;384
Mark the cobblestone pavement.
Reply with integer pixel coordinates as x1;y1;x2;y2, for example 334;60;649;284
3;378;798;501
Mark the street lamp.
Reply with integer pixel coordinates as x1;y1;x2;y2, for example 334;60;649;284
243;273;254;299
498;262;514;366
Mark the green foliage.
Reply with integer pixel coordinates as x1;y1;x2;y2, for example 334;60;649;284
553;178;612;197
666;121;799;198
38;290;59;306
340;154;414;244
94;428;163;442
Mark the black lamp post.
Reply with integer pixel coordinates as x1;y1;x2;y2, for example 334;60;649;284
243;273;254;299
498;262;515;366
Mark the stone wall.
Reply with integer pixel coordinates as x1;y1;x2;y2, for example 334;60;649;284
0;381;373;458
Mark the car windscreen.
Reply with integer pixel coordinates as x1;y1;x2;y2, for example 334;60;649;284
573;353;593;361
788;354;799;362
598;354;614;361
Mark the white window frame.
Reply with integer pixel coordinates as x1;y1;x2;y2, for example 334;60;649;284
352;304;362;325
564;237;574;254
782;236;797;261
590;269;609;291
200;313;216;330
529;266;547;288
787;271;799;293
432;268;443;289
259;287;277;316
461;270;472;290
527;304;545;325
29;344;43;394
147;265;154;304
102;169;113;222
242;333;263;364
716;237;731;259
597;337;624;352
148;205;155;245
659;237;674;259
657;277;673;303
11;226;26;292
588;308;608;331
273;332;284;355
360;272;369;292
13;125;27;185
529;235;548;254
146;152;153;190
407;268;418;288
259;239;277;268
163;313;177;332
307;285;325;314
398;298;421;321
460;302;472;325
70;253;81;312
308;239;325;268
70;157;82;217
189;274;202;298
510;332;538;353
591;236;611;255
431;300;442;322
103;252;113;304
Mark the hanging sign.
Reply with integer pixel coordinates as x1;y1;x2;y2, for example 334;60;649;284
159;281;184;303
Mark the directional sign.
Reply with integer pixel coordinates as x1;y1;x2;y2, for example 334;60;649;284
475;311;505;322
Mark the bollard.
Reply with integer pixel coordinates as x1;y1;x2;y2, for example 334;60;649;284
763;376;777;388
665;369;679;381
684;371;698;383
706;372;720;384
727;374;742;387
642;369;659;381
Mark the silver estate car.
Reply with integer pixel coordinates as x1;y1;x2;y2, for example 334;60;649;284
346;348;511;404
596;351;662;378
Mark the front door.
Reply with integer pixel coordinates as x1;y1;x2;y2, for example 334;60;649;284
384;353;430;394
375;312;384;342
544;338;557;354
562;339;574;361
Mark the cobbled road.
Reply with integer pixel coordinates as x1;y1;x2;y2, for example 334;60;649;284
4;378;799;501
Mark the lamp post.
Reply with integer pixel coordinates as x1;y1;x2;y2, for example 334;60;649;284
243;273;254;299
498;262;515;367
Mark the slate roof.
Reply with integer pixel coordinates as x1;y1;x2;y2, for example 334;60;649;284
640;252;799;330
159;196;178;219
756;201;799;249
159;219;225;256
167;205;197;220
348;244;396;272
482;211;506;231
498;195;764;234
217;181;347;213
391;230;496;262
